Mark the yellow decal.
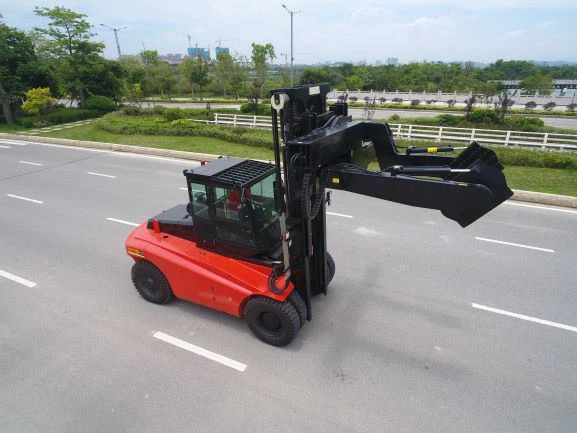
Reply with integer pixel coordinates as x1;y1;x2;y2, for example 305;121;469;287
127;247;144;257
332;177;340;184
427;147;438;153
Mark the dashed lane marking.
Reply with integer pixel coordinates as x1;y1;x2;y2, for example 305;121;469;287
472;303;577;334
153;331;247;372
106;217;139;227
19;161;43;166
0;269;37;288
327;211;353;219
87;171;117;178
475;236;554;253
6;194;43;204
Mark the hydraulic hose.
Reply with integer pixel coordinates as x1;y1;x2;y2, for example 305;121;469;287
301;173;325;220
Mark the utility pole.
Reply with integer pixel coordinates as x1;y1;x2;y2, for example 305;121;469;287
100;24;127;59
281;4;301;87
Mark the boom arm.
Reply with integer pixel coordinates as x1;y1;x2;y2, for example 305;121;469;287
269;84;512;319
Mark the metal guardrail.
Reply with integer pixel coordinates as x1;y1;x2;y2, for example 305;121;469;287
211;113;577;151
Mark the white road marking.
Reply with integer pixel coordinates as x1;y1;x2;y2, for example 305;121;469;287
475;237;554;253
0;269;37;288
6;194;44;204
0;139;28;146
327;211;353;219
19;161;43;166
0;145;12;149
87;171;117;178
106;217;139;227
472;303;577;334
505;201;577;215
153;331;247;372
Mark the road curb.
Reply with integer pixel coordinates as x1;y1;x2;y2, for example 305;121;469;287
2;132;576;209
511;189;577;209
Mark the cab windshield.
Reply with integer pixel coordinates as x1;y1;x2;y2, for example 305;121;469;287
248;173;279;230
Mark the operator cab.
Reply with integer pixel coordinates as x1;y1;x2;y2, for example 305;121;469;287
183;158;282;262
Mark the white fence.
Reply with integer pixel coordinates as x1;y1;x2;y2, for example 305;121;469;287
211;113;577;151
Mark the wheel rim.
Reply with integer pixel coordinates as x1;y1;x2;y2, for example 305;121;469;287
259;312;282;336
140;275;158;296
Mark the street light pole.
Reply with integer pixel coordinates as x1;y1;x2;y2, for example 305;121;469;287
100;24;127;59
281;4;301;87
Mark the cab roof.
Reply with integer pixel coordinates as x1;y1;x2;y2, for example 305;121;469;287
184;157;275;188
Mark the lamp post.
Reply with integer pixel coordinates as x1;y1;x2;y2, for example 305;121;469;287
281;4;301;87
100;24;127;59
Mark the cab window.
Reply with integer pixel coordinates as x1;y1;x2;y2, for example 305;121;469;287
190;182;209;220
214;187;241;221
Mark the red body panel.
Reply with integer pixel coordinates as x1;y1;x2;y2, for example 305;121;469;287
125;223;292;317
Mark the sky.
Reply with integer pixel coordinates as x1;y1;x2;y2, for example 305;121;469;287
2;0;577;64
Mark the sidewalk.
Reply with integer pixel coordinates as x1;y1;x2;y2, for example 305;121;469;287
22;119;95;135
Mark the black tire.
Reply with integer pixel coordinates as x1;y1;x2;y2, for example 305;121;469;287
287;290;308;328
244;296;300;346
326;252;336;284
131;260;174;304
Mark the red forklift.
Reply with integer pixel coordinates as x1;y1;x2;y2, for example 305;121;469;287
125;84;512;346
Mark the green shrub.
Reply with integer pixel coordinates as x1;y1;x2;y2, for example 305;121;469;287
436;114;460;126
96;112;273;148
240;103;270;115
84;96;116;112
491;146;577;169
17;108;101;127
122;105;142;115
163;108;186;122
504;117;544;132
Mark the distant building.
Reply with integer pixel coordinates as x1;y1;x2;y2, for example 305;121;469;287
187;47;210;60
160;53;182;62
375;60;382;66
215;47;230;56
386;57;399;66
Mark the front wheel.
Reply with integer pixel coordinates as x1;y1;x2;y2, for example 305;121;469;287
244;297;300;346
131;260;174;304
326;252;336;284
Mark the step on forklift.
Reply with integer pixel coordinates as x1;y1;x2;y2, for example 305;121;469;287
125;84;512;346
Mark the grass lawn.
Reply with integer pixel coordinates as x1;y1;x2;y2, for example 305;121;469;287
504;166;577;197
41;123;576;197
43;123;275;161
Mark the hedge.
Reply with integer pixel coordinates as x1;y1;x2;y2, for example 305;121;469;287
97;112;272;148
17;108;102;128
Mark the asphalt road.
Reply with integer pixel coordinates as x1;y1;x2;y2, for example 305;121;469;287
1;138;576;433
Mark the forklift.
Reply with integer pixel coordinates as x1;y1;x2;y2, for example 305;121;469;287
125;84;512;346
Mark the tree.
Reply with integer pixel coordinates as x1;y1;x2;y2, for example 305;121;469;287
22;87;53;114
180;54;210;99
229;56;248;100
494;92;513;121
520;74;554;96
464;95;477;117
33;6;104;105
0;21;52;124
251;43;275;97
212;51;234;97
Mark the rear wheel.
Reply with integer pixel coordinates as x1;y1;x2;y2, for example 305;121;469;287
131;260;174;304
244;297;300;346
